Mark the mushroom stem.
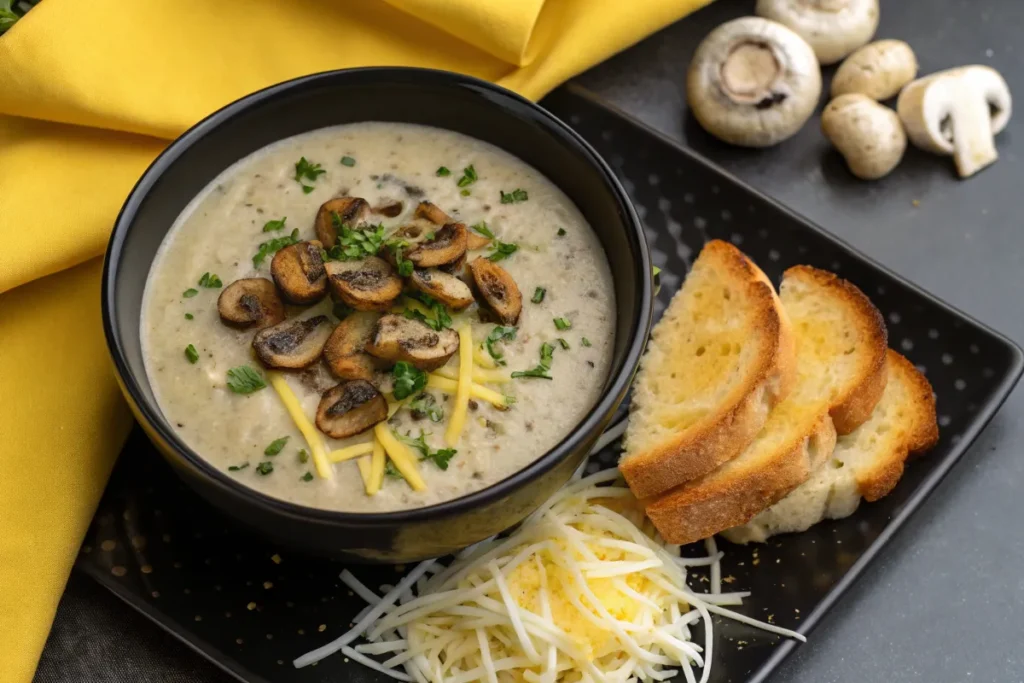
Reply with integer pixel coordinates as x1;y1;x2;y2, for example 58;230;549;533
721;43;782;104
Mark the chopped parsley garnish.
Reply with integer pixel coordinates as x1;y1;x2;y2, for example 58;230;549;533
410;393;444;423
436;166;451;177
531;287;546;304
301;472;314;482
557;338;570;350
184;344;199;364
499;188;528;204
264;437;289;456
226;365;267;394
456;165;478;188
427;447;458;471
485;326;517;365
405;292;452;331
294;157;325;192
470;222;495;239
325;220;385;260
581;337;592;347
340;156;357;167
184;313;194;320
262;217;287;232
255;461;274;475
297;449;309;464
198;272;222;288
392;361;427;400
385;238;414;276
512;342;555;380
302;185;315;195
182;288;199;298
228;463;249;472
554;317;572;331
557;227;567;237
460;189;471;197
385;460;404;479
487;241;519;262
253;228;300;268
397;429;458;471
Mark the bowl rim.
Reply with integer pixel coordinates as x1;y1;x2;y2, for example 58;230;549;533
102;66;652;527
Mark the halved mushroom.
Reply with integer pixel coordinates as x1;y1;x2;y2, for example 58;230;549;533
365;314;460;372
252;315;334;369
315;380;388;439
469;257;522;326
409;269;475;310
414;201;451;225
271;240;327;304
406;222;468;268
755;0;879;65
325;256;403;311
217;278;286;329
323;312;385;381
373;199;404;218
315;197;370;248
686;17;822;147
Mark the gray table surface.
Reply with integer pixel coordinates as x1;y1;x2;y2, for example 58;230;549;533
35;0;1024;681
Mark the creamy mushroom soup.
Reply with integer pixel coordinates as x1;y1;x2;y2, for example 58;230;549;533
142;123;615;513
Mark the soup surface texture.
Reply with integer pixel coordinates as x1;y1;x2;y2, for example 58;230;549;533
143;122;615;512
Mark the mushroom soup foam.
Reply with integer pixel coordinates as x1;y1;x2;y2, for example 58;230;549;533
141;122;616;512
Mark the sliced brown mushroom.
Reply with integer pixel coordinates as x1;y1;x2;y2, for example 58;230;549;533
365;314;460;372
373;199;404;218
270;240;327;304
323;312;386;381
414;201;452;225
406;222;468;268
325;256;403;311
315;380;388;439
438;253;468;277
252;315;333;369
315;197;370;248
217;278;286;329
409;269;475;310
469;257;522;326
465;230;492;251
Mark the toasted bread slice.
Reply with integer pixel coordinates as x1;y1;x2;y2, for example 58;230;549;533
620;240;796;499
644;266;888;545
722;350;939;543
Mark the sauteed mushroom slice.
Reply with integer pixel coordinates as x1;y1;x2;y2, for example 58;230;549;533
325;256;403;311
252;315;333;369
217;278;286;329
469;257;522;326
315;380;388;439
438;252;468;277
271;240;327;304
365;314;460;372
315;197;370;248
373;198;404;218
409;269;475;310
406;222;468;268
414;200;451;225
323;312;385;381
465;231;492;250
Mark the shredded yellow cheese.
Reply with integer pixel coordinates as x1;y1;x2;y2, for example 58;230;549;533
427;373;509;409
473;343;498;369
356;456;372;490
373;423;426;491
327;442;375;464
267;371;332;480
445;325;473;446
435;363;511;384
368;437;386;496
386;398;407;418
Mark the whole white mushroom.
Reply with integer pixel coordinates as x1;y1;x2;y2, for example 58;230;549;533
821;94;906;180
832;40;918;100
755;0;879;65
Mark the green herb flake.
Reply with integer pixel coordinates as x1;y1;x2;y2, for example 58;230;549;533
263;217;287;232
557;227;567;237
294;157;326;186
531;287;546;304
410;393;444;423
226;365;267;394
301;472;314;482
487;241;519;262
301;185;315;194
385;460;404;479
253;228;300;268
427;447;457;471
471;222;495;240
456;165;478;188
653;265;663;295
554;317;572;331
182;288;199;298
485;326;517;365
198;272;223;288
581;337;592;347
499;188;529;204
228;463;249;472
397;429;458;471
557;338;570;350
325;221;385;261
385;237;415;277
184;313;194;320
297;449;309;464
436;166;451;177
460;189;471;197
512;341;555;380
405;292;452;332
184;344;200;364
392;361;428;400
340;156;357;167
264;436;289;456
255;461;274;476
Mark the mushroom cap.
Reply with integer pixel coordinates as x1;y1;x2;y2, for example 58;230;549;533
252;315;334;369
407;222;469;268
271;240;328;305
686;16;822;148
325;256;403;311
365;314;460;372
831;39;917;100
469;257;523;326
755;0;879;65
315;197;370;248
217;278;286;329
323;312;385;381
821;94;906;180
315;380;388;439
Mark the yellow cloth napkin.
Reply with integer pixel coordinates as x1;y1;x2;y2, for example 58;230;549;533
0;0;712;679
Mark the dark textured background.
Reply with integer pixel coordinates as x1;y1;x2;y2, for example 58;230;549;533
37;0;1024;681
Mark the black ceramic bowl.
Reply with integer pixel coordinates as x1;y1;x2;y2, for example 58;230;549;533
102;68;652;562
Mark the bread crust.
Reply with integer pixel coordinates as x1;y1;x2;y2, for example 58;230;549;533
620;240;796;498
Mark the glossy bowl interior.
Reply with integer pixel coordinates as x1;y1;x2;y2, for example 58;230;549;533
103;68;651;562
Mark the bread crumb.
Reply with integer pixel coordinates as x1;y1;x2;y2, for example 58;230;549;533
722;575;736;584
247;602;256;611
319;624;327;632
271;554;282;564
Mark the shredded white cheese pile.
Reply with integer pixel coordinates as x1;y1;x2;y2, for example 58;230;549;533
293;468;805;682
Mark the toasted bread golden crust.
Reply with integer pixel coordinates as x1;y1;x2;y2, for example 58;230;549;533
620;240;796;498
857;350;939;501
644;413;837;545
783;266;888;434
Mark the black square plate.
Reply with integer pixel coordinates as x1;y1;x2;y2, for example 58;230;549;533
76;84;1023;683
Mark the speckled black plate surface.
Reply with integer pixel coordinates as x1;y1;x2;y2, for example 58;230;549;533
76;84;1023;683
